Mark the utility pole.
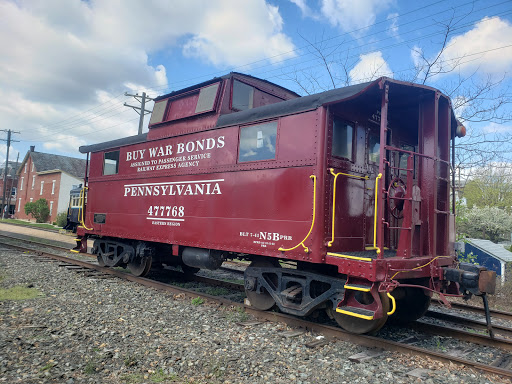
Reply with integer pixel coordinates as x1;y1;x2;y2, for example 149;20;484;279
124;92;154;135
1;130;20;218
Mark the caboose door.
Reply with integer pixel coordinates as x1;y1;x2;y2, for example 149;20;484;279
364;124;381;249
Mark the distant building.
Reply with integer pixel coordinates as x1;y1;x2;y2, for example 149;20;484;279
0;160;21;217
458;238;512;285
15;146;86;223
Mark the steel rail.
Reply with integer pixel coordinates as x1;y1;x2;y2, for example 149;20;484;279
432;300;512;322
425;310;512;339
1;240;511;379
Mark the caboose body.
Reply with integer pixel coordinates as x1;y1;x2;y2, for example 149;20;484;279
75;73;495;333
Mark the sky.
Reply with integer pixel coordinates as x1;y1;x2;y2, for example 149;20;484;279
1;0;511;167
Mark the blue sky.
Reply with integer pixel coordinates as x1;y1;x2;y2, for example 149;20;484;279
1;0;511;169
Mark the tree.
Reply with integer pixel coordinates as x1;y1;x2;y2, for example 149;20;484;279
280;10;512;175
457;205;512;242
24;198;50;223
461;165;512;210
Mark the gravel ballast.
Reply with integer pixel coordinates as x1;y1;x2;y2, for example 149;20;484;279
0;245;506;384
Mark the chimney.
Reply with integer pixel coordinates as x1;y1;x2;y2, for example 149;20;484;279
30;146;35;152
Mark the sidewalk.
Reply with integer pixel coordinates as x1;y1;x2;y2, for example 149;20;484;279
0;222;76;247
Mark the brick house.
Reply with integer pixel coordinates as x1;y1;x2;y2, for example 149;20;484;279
16;146;86;223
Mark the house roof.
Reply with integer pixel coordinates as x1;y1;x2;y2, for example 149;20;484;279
18;151;86;179
467;238;512;263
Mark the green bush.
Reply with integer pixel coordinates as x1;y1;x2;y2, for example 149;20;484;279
24;199;50;223
55;211;68;227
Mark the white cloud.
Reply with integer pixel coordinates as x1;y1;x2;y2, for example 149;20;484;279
0;0;296;163
349;52;393;83
289;0;312;17
183;2;295;66
320;0;394;35
481;122;512;134
387;13;399;39
422;17;512;79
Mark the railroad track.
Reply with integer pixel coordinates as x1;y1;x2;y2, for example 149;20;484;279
1;236;511;378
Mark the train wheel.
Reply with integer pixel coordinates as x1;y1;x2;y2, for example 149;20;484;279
388;287;431;324
128;256;152;277
245;259;280;311
330;292;389;334
97;255;105;267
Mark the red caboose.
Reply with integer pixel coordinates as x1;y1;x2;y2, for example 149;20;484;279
75;73;495;333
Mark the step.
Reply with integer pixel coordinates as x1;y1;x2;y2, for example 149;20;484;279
335;306;375;320
344;283;372;292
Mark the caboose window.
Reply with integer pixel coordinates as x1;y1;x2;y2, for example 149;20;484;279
238;121;277;162
332;118;353;160
195;83;220;113
232;80;254;111
368;134;380;163
103;151;120;175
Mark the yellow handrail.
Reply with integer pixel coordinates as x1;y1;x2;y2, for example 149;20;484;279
78;187;93;231
373;173;382;255
279;175;316;253
386;292;396;315
328;169;369;247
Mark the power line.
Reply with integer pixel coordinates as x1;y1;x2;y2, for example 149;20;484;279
22;0;486;134
16;0;511;141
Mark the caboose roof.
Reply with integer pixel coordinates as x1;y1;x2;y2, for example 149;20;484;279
153;72;300;102
215;79;375;128
80;76;457;154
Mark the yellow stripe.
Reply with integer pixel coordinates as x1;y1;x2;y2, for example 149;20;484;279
344;284;371;292
69;249;79;253
327;252;372;262
335;308;374;320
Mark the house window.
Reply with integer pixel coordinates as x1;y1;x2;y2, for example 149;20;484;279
32;175;35;189
40;181;44;195
103;151;120;175
238;121;277;162
24;164;27;173
30;198;33;202
31;163;34;172
51;180;56;194
50;201;53;215
20;177;24;191
11;187;16;197
17;198;21;212
232;80;254;111
332;118;354;160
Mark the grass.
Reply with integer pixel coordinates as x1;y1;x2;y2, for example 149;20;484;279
0;285;40;301
150;368;177;383
191;297;204;306
84;360;97;374
225;306;250;323
119;373;145;383
40;361;56;371
0;218;61;231
203;287;230;296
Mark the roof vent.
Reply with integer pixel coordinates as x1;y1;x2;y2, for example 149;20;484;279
30;146;35;152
